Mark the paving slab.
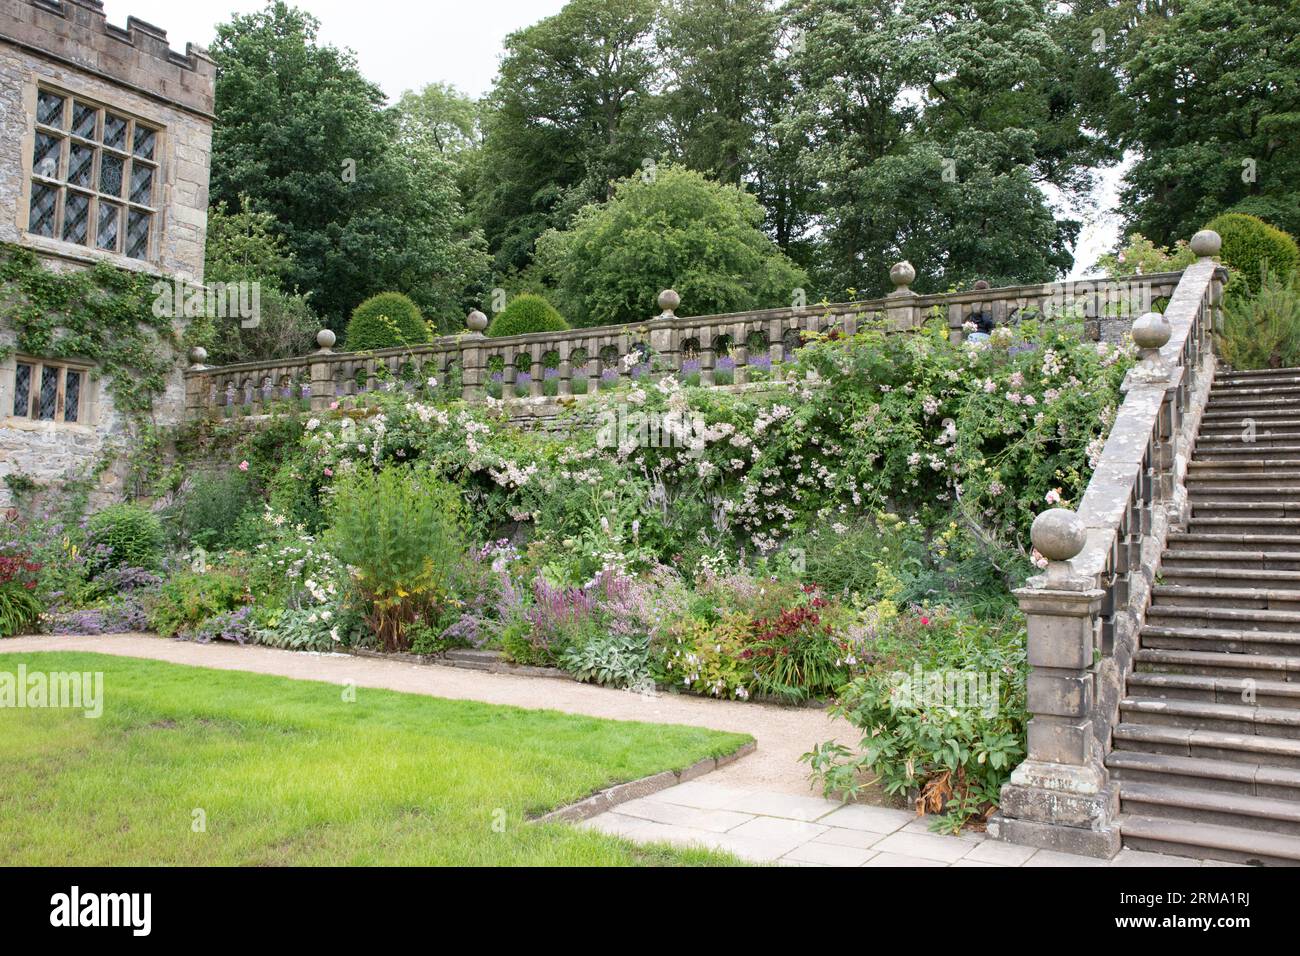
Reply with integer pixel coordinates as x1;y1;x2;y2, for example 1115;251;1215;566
612;797;754;833
870;831;975;864
862;852;948;867
781;841;877;867
811;827;885;850
818;804;917;834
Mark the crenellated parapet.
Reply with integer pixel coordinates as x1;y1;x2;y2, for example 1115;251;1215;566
1;0;215;116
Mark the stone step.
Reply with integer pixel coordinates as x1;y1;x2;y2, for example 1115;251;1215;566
1204;395;1300;410
1119;784;1300;839
1120;695;1300;739
1160;546;1300;570
1135;646;1300;680
1199;421;1300;438
1202;405;1300;421
1141;622;1300;653
1113;721;1300;769
1159;566;1300;589
1166;532;1300;553
1119;814;1300;865
1107;750;1300;800
1187;466;1300;480
1128;670;1300;709
1198;435;1300;451
1188;479;1300;495
1209;383;1300;399
1145;606;1300;636
1151;583;1300;612
1188;516;1300;532
1193;444;1300;459
1189;503;1300;523
1189;459;1300;473
1216;366;1300;379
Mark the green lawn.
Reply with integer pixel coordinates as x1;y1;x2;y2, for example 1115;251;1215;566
0;652;749;865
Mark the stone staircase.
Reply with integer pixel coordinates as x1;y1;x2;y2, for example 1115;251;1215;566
1107;366;1300;864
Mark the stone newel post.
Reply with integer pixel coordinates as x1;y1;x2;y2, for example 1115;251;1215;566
991;508;1120;858
184;347;209;418
885;261;921;331
308;329;336;411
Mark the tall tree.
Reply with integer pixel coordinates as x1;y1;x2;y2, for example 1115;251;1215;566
396;82;480;157
209;2;489;329
1103;0;1300;242
474;0;665;275
780;0;1082;296
659;0;778;185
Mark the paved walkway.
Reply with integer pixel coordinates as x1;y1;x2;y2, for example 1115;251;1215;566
3;633;1230;866
579;780;1238;867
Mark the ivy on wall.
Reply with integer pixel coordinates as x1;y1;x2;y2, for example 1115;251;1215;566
0;244;180;416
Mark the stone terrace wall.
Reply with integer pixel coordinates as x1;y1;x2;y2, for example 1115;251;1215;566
183;270;1185;425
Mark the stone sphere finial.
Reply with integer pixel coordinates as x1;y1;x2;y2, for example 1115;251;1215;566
972;279;990;291
890;261;916;292
657;289;680;318
187;346;208;368
316;328;336;351
466;309;488;333
1190;229;1221;259
1131;311;1172;352
1032;508;1088;563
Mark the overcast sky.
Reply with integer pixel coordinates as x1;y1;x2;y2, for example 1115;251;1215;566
101;0;568;100
100;0;1119;276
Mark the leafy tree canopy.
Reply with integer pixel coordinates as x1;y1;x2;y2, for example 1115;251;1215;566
535;164;807;327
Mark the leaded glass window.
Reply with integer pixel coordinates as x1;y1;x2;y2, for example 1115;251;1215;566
8;359;88;424
27;88;160;260
12;363;31;417
37;366;58;420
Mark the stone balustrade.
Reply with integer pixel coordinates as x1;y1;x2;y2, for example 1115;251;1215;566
183;265;1185;421
990;230;1228;858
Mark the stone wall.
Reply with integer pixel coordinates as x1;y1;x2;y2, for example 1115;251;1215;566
0;0;213;509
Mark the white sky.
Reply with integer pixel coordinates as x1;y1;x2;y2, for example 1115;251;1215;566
101;0;1120;275
100;0;568;100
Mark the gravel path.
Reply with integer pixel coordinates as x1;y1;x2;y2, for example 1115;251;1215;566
0;632;868;799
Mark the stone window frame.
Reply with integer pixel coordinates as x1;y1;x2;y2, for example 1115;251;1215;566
6;355;94;427
23;85;164;263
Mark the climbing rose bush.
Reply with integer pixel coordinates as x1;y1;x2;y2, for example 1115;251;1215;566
282;314;1131;579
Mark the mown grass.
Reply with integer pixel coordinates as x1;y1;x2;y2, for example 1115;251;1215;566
0;652;750;865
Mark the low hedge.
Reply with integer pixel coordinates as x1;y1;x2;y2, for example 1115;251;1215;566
486;294;569;337
345;292;431;351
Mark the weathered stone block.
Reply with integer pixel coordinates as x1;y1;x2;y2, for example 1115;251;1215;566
1026;715;1096;765
1027;671;1092;718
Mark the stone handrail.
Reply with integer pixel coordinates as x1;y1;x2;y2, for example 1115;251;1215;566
182;266;1184;420
992;230;1228;858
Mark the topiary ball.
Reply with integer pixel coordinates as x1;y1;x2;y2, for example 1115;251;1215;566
344;292;431;351
85;503;166;573
485;294;570;337
1203;213;1300;291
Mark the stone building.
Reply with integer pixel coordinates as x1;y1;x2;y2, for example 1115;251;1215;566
0;0;214;507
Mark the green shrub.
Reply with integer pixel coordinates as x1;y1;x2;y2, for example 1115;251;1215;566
803;606;1027;833
177;471;261;551
1205;212;1300;292
486;293;569;337
1218;262;1300;370
344;292;431;351
146;569;248;638
326;466;464;652
0;552;43;637
85;503;165;572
